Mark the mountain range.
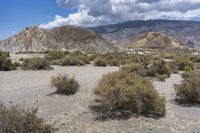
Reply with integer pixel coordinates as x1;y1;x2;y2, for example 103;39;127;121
90;19;200;48
1;19;200;53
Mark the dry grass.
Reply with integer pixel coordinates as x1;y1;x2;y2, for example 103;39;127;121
0;104;54;133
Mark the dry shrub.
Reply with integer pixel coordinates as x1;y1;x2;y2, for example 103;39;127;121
121;63;147;77
175;70;200;104
94;71;166;117
60;57;85;66
0;104;53;133
51;74;80;95
94;58;107;67
22;57;52;70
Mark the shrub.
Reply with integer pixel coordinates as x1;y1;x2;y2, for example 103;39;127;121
0;51;16;71
51;74;80;95
22;57;52;70
94;71;166;117
110;59;119;66
0;104;53;133
191;56;200;63
175;71;200;104
156;74;166;82
121;63;147;77
174;56;194;71
94;58;107;67
184;65;193;72
60;57;85;66
45;50;66;61
68;51;90;64
148;60;171;77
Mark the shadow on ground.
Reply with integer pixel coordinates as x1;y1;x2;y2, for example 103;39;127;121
170;98;200;108
90;99;163;121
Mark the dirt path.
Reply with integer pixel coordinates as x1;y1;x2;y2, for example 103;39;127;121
1;68;200;133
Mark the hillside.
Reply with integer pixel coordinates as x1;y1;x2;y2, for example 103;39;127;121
0;26;62;52
0;26;117;53
51;25;117;53
125;32;182;49
90;20;200;48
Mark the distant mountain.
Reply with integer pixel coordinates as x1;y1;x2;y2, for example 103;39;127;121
125;32;182;49
52;25;117;53
89;19;200;48
0;26;117;53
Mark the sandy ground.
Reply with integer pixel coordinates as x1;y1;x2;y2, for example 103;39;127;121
1;66;200;133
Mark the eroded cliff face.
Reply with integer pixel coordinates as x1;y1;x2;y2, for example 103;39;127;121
0;26;118;53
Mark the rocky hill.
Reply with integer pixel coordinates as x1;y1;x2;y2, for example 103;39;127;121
0;26;61;52
52;25;117;53
125;32;182;49
90;19;200;48
0;26;117;53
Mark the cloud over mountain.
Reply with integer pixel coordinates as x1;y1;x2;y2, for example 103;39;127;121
40;0;200;29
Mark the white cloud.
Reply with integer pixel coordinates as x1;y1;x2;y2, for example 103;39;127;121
40;0;200;29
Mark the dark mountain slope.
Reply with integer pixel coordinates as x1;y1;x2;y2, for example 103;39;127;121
90;20;200;48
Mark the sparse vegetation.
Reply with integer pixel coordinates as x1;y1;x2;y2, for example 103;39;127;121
45;50;67;61
121;59;171;80
121;63;147;76
0;51;16;71
148;60;171;77
51;74;80;95
175;70;200;104
0;103;53;133
173;56;194;71
94;58;107;66
46;51;91;66
60;57;85;66
22;57;52;70
94;70;166;117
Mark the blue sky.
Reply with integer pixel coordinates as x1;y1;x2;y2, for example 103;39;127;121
0;0;76;39
1;0;200;40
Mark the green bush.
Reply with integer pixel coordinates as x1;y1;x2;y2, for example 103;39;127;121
94;71;166;117
0;104;53;133
22;57;52;70
184;65;193;72
94;58;107;67
0;51;16;71
51;74;80;95
175;71;200;104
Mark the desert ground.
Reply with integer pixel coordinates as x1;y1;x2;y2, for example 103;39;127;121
1;65;200;133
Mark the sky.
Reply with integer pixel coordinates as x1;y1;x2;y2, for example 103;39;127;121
1;0;200;40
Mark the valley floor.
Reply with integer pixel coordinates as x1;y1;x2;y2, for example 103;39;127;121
0;66;200;133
